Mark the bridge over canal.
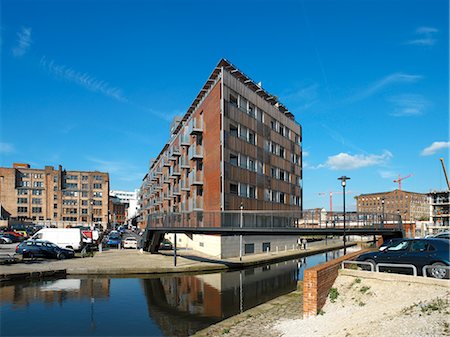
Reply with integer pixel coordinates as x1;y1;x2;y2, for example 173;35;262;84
142;210;404;253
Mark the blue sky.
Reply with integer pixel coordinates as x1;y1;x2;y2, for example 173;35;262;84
1;0;449;211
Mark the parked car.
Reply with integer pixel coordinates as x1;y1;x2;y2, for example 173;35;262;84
159;239;173;250
123;237;138;249
0;236;12;244
356;238;449;279
16;240;75;259
427;231;450;240
107;234;122;247
0;233;23;243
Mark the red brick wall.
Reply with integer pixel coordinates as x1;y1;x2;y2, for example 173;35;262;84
403;222;416;238
303;249;371;317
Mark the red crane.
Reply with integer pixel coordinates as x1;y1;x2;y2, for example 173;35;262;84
393;174;412;190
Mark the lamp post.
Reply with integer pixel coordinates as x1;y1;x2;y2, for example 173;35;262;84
338;176;350;254
239;202;244;262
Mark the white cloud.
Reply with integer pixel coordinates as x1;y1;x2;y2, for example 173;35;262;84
12;27;32;57
379;170;397;179
0;142;15;154
350;73;422;101
303;150;310;157
40;56;127;102
322;151;393;170
421;141;450;156
406;26;438;46
388;94;427;116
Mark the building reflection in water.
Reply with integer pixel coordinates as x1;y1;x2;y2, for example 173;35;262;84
141;259;299;336
0;278;110;309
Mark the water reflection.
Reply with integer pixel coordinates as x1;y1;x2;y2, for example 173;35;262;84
1;247;356;337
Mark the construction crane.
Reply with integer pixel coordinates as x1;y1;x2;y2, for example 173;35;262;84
440;158;450;190
318;190;355;215
393;174;412;190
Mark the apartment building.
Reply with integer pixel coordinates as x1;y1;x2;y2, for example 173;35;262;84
0;163;109;227
355;189;429;222
428;190;449;227
110;189;139;220
140;59;302;257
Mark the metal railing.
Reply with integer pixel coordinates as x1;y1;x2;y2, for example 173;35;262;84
341;260;375;272
147;210;402;230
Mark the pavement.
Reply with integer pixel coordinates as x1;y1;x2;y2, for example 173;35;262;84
0;240;360;282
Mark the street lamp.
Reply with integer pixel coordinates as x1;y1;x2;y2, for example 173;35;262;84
338;176;350;254
239;202;244;261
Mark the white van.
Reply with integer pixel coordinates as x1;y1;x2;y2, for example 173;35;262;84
31;228;87;251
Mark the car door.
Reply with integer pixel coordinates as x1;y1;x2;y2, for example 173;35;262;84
404;240;432;271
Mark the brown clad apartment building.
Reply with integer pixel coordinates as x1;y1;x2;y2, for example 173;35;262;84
139;59;302;257
0;163;109;228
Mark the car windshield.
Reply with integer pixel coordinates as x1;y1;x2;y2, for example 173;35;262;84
387;241;409;251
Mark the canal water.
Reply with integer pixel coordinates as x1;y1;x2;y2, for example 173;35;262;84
0;247;356;337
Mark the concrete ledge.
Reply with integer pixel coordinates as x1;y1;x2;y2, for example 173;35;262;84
340;269;450;287
0;269;66;283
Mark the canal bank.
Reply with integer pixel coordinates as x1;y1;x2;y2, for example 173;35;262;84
0;240;359;281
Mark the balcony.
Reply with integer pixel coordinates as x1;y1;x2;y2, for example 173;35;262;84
173;186;181;196
188;145;203;160
180;156;190;169
180;134;190;146
181;179;190;191
189;197;203;211
169;146;181;160
163;174;170;184
161;156;171;167
188;170;203;185
188;118;203;135
169;166;181;178
155;168;163;175
163;192;171;200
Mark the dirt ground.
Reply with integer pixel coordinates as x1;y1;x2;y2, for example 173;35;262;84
274;273;450;337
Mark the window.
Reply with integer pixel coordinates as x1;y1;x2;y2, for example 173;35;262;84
230;124;238;137
279;170;285;181
82;175;89;181
257;108;264;122
249;186;256;199
262;242;271;252
32;207;42;213
93;192;102;198
53;176;58;182
239;183;247;197
230;93;238;106
21;181;30;187
82;192;88;197
248;159;255;172
81;208;88;214
63;200;77;205
239;96;247;111
21;172;30;178
18;190;28;195
230;153;238;166
17;198;27;204
33;181;43;187
65;183;78;189
33;173;43;179
239;125;248;139
63;190;78;197
54;204;57;209
66;175;78;180
239;155;248;169
230;183;238;195
271;167;277;178
93;183;102;189
279;146;285;159
17;207;27;213
32;198;42;205
93;175;103;181
32;189;43;195
248;103;255;116
279;193;285;204
248;131;255;145
244;243;255;254
81;200;88;206
93;200;102;206
82;184;88;190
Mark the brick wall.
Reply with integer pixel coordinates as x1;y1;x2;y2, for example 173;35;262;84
303;249;371;317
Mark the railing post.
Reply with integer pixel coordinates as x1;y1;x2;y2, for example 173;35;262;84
239;204;243;262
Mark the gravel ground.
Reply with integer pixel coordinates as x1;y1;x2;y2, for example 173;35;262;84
274;274;450;337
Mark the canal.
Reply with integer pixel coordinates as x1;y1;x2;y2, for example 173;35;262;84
0;247;356;336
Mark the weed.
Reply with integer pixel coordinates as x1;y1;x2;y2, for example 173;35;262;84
348;278;362;289
355;278;361;283
420;298;449;314
358;301;366;307
360;286;371;294
329;288;339;303
317;308;325;315
221;328;230;334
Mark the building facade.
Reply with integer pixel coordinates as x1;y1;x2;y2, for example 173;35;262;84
108;195;127;226
355;189;429;222
428;190;449;227
110;189;139;221
0;163;109;227
139;59;302;257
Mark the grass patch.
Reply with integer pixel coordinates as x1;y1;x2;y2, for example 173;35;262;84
221;328;230;334
360;286;371;294
329;288;339;303
348;277;362;288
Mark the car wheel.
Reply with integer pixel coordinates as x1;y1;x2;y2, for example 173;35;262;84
364;259;376;271
57;253;67;260
28;252;34;260
429;262;449;279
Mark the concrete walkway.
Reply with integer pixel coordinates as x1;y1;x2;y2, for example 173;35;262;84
0;241;359;282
